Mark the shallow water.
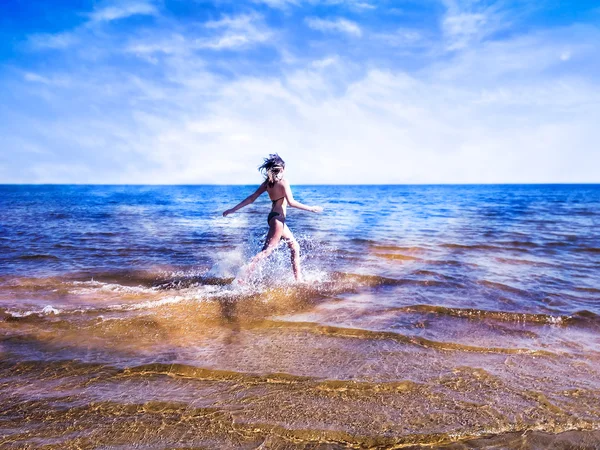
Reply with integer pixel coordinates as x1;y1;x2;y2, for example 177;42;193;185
1;184;600;449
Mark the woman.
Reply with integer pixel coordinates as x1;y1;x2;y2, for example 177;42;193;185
222;154;323;282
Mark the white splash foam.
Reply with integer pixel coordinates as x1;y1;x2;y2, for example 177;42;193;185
206;247;246;278
41;305;61;315
103;284;225;312
5;304;62;317
70;281;157;296
111;295;187;311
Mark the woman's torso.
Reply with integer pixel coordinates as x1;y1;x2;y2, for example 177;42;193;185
267;181;287;217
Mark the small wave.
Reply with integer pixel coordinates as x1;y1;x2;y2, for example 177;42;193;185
330;272;405;287
440;429;600;449
331;272;459;289
154;276;234;290
411;270;461;282
575;247;600;254
497;240;540;248
362;304;600;329
0;359;423;395
478;280;529;296
569;309;600;324
47;212;70;219
122;363;423;394
370;244;426;252
261;320;556;356
494;257;557;267
2;304;62;320
573;286;600;294
68;267;214;288
392;305;571;325
349;237;377;245
0;298;187;321
374;253;421;261
81;231;118;237
105;295;195;312
17;254;59;260
441;243;502;251
70;280;159;296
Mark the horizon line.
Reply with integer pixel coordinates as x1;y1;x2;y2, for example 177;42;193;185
1;183;600;187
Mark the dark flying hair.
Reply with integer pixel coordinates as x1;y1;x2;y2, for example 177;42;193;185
258;153;285;187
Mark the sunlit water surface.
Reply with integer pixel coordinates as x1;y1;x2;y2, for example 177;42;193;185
1;185;599;449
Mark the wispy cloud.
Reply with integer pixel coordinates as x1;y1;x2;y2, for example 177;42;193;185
88;1;158;23
443;13;487;50
126;34;188;57
3;0;600;183
26;32;78;50
353;2;375;10
7;23;600;184
375;29;425;48
440;0;508;51
252;0;299;8
321;0;376;10
201;14;272;49
305;17;362;37
26;1;159;53
254;0;375;9
125;13;274;56
23;72;71;87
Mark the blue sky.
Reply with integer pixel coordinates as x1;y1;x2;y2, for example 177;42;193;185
1;0;599;184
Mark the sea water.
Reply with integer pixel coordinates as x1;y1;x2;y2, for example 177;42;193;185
1;184;599;448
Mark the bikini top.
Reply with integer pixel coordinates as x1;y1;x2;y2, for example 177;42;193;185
270;196;285;206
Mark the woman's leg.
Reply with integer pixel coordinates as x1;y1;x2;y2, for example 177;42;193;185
282;224;302;281
245;219;285;277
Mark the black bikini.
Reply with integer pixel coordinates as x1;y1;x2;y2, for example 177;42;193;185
267;196;285;224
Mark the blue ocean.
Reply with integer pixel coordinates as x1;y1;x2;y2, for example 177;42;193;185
1;184;599;448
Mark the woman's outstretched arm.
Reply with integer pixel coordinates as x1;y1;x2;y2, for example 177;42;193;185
283;180;323;213
223;182;267;217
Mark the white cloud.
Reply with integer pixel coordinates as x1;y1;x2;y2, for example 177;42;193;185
24;73;53;84
23;72;71;87
440;0;509;51
25;1;159;54
124;15;273;56
305;17;362;37
27;32;78;50
433;27;594;84
443;13;487;50
89;2;158;22
5;2;600;184
200;33;265;50
126;34;188;57
10;26;599;184
254;0;375;9
200;14;272;50
375;29;424;47
205;14;257;30
311;56;339;68
353;2;375;10
252;0;299;8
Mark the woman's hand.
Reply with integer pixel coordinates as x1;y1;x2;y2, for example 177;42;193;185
311;206;323;213
223;209;234;217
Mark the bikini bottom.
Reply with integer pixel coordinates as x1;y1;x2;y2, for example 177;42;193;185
267;211;284;224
